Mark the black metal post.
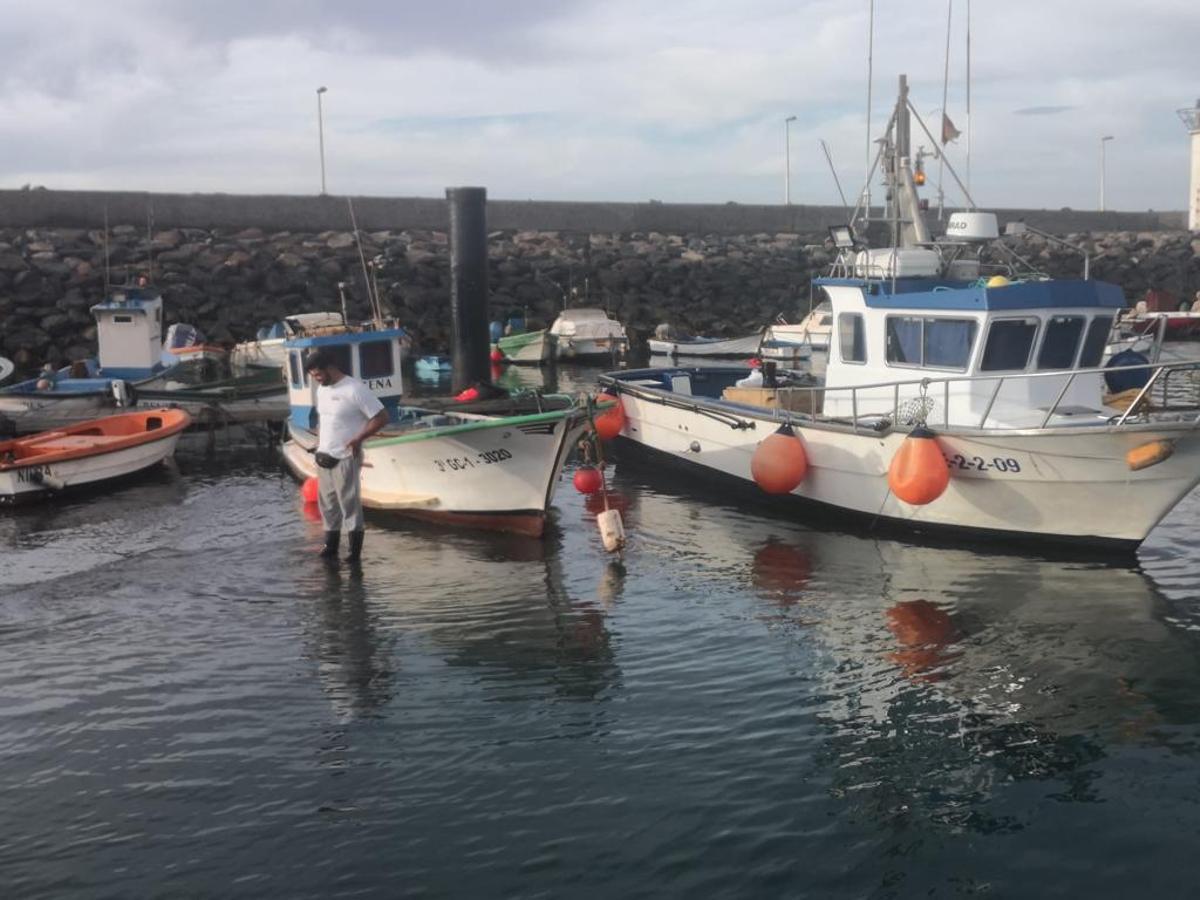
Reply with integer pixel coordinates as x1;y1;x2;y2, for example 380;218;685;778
447;186;491;393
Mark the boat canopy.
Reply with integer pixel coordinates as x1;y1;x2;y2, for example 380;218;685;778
814;277;1126;311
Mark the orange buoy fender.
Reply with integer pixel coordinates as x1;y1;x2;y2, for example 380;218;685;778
1126;439;1174;471
594;392;626;440
751;422;808;494
887;425;950;505
301;476;320;504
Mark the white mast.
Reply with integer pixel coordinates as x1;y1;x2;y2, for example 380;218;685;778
1178;100;1200;231
863;0;875;220
937;0;953;220
966;0;972;197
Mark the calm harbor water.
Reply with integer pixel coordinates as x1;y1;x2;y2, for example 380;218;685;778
3;363;1200;898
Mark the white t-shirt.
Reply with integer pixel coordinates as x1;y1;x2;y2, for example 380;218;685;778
316;376;386;458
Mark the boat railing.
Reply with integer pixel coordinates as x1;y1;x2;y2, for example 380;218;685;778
644;359;1200;434
799;359;1200;432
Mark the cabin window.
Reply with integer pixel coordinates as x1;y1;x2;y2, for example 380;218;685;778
288;351;303;388
885;316;976;370
326;344;354;376
113;315;134;324
359;340;393;379
839;314;867;364
924;319;976;369
1037;316;1085;369
1079;316;1114;367
981;318;1038;371
886;317;922;365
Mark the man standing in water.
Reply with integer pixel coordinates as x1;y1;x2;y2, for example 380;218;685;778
305;349;389;562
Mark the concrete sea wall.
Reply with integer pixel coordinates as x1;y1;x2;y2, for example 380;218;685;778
0;190;1195;369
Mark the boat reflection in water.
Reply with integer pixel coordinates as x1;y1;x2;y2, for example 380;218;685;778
614;455;1200;829
297;518;620;724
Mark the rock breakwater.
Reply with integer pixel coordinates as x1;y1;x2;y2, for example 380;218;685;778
0;225;1196;370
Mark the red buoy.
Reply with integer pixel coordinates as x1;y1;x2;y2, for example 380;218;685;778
573;465;604;494
593;393;625;440
887;425;949;505
490;347;504;362
301;476;320;504
455;386;480;402
750;423;808;494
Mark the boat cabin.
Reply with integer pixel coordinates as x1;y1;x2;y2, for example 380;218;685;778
285;324;407;430
89;286;169;379
816;273;1126;427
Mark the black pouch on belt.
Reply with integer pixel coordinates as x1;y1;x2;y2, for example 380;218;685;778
314;451;339;469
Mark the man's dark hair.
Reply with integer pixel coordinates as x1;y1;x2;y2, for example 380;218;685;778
304;349;340;372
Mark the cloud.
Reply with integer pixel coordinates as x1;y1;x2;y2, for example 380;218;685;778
0;0;1195;212
1013;106;1076;116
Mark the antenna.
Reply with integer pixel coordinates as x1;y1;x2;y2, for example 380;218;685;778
146;199;155;285
103;206;111;289
966;0;972;195
346;197;383;326
937;0;953;220
863;0;875;215
819;139;850;215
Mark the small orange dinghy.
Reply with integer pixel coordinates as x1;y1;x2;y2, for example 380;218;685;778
0;408;190;502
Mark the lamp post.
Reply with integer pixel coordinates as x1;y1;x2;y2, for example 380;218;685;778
1099;134;1114;212
316;86;329;195
784;115;797;205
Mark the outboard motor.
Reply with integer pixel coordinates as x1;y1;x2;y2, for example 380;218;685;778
111;380;133;408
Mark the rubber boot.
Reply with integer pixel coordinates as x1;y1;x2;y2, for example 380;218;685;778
319;531;341;559
346;531;364;563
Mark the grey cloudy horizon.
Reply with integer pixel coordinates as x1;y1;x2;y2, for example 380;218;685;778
1;0;1196;213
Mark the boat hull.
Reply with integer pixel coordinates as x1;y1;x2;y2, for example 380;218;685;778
282;409;585;537
0;409;188;502
766;323;831;350
647;333;763;358
0;393;118;433
607;382;1200;549
497;330;551;365
553;336;629;362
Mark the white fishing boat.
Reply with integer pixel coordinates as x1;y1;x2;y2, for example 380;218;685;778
230;312;345;371
549;308;629;362
0;283;175;432
496;329;552;365
279;321;593;537
0;357;14;386
766;302;834;350
647;325;765;359
599;76;1200;552
0;408;190;502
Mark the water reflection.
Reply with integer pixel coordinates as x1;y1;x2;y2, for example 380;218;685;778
306;566;394;721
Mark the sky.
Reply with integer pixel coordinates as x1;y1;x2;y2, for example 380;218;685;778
0;0;1196;211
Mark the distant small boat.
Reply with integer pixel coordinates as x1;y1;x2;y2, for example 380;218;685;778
0;357;13;386
549;308;629;362
766;301;833;350
0;408;190;502
648;327;764;358
231;312;347;371
496;329;551;365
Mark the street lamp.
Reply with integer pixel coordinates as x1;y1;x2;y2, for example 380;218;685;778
1099;135;1114;212
316;86;329;195
784;115;798;205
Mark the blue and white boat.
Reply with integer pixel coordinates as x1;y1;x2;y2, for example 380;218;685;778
600;76;1200;551
279;321;593;537
0;284;176;432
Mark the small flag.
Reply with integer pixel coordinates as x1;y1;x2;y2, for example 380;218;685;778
941;112;961;144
